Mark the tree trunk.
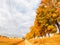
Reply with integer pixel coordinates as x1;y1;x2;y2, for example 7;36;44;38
58;22;60;33
48;33;50;37
56;21;60;33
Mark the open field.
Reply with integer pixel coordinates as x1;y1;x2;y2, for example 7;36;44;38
28;34;60;45
0;34;60;45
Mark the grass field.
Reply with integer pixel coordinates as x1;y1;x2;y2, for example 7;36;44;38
0;34;60;45
28;34;60;45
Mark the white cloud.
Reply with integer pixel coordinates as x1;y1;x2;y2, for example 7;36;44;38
0;0;40;37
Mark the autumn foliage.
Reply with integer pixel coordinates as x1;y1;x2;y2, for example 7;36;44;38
26;0;60;39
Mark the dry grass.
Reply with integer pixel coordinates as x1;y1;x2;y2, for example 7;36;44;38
28;34;60;45
0;34;60;45
0;36;24;45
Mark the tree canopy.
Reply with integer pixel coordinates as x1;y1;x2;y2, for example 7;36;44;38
26;0;60;39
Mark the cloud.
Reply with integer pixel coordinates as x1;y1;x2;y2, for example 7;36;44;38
0;0;40;37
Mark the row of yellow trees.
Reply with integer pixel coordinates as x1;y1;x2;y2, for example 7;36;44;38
26;0;60;39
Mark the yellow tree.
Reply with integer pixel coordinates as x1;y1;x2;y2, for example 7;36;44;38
26;0;60;39
25;26;35;39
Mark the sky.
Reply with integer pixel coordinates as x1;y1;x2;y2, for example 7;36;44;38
0;0;41;37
